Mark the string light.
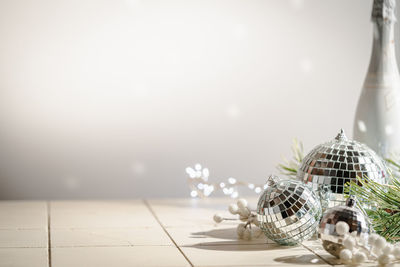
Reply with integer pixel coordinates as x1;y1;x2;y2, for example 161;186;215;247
228;177;236;184
186;164;266;198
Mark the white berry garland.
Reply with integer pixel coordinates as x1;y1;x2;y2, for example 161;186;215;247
213;198;262;240
335;221;400;266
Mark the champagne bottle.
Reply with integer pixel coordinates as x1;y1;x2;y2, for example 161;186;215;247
353;0;400;157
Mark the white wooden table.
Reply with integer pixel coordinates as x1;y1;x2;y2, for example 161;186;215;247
0;198;378;267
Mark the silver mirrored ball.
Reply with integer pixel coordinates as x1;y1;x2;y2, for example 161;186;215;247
257;175;322;246
319;197;370;257
297;129;389;207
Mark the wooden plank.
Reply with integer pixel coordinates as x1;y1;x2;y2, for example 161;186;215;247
50;200;159;228
0;248;48;267
0;201;47;229
49;200;192;267
147;198;240;228
51;246;190;267
0;229;47;248
0;201;48;266
180;243;330;267
51;227;172;247
49;200;172;247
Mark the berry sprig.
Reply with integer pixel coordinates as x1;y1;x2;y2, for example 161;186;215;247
213;198;262;240
335;221;400;266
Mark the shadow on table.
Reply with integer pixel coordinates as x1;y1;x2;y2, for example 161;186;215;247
185;242;291;251
188;227;284;250
274;255;328;265
186;228;329;265
191;227;250;240
185;244;327;265
187;227;278;250
190;227;271;244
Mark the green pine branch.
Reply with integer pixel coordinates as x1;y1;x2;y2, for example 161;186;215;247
346;161;400;241
277;139;304;179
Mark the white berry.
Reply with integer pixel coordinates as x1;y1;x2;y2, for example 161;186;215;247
392;247;400;259
374;236;387;249
382;244;393;255
358;237;368;246
352;251;367;264
253;227;263;238
339;249;353;262
236;223;245;238
213;213;223;223
336;221;350;236
239;207;251;217
343;236;356;250
243;228;252;240
228;204;239;215
368;233;380;245
378;254;394;265
350;231;357;238
372;246;383;257
237;198;248;210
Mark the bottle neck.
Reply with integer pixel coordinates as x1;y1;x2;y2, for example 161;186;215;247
368;21;399;74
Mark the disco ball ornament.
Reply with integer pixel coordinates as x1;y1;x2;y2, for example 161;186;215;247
319;197;371;258
257;175;322;246
297;129;389;207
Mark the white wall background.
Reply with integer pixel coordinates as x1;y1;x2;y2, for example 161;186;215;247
0;0;396;199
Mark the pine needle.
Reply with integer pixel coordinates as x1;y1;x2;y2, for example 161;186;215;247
277;139;304;179
347;167;400;241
